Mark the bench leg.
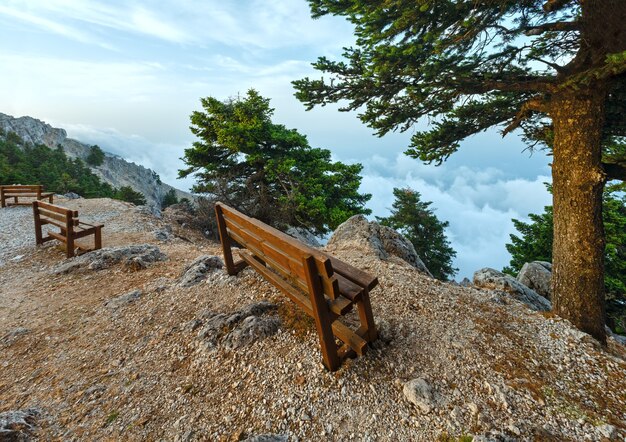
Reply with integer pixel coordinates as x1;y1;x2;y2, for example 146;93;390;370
33;203;43;245
66;235;75;258
215;204;243;275
303;255;340;371
94;227;102;250
0;194;4;208
356;289;378;342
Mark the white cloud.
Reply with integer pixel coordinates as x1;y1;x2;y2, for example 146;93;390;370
356;153;552;280
0;0;354;51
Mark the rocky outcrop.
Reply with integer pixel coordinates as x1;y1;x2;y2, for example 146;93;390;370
473;268;551;311
327;215;432;276
0;408;41;440
177;255;224;287
191;302;280;351
105;290;142;310
0;112;192;209
403;378;436;413
51;244;167;274
517;261;552;299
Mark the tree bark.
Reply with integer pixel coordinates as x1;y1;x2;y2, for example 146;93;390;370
550;89;607;343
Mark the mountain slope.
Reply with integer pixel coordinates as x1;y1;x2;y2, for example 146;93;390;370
0;113;191;208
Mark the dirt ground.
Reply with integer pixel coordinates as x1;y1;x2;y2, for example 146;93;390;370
1;198;625;441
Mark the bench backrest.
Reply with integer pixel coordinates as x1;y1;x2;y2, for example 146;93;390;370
1;185;43;195
215;202;342;300
33;201;79;230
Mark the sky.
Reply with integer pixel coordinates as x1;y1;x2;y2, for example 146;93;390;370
0;0;553;280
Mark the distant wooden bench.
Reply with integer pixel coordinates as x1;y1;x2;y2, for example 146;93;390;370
1;185;53;208
33;201;103;258
215;202;378;371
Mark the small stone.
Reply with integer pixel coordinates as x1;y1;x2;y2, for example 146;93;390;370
105;289;142;309
596;424;617;439
403;378;435;413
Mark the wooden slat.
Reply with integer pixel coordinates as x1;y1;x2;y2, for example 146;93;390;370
332;320;368;356
219;204;334;277
2;188;41;193
38;207;78;225
40;217;67;229
36;201;76;216
329;296;353;316
226;216;308;280
47;231;67;242
239;250;314;316
223;208;340;299
230;230;307;292
335;274;364;302
72;227;99;239
78;221;104;228
326;255;378;291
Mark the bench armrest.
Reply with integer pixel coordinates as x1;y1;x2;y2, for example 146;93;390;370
326;255;378;290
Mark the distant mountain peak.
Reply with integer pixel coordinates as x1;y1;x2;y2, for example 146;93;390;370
0;112;192;209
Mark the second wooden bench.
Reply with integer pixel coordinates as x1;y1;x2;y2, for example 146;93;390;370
33;201;104;258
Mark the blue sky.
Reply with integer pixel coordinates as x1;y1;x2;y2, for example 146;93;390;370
0;0;552;279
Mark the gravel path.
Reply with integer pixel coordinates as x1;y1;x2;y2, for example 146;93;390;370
0;205;43;267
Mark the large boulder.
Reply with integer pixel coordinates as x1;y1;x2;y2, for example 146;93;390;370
327;215;432;276
517;261;552;299
473;268;551;311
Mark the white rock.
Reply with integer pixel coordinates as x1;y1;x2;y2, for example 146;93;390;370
403;378;435;413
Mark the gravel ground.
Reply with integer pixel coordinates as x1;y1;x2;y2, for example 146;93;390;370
1;198;625;441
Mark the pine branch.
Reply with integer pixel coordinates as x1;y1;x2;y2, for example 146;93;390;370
524;21;579;36
502;98;548;136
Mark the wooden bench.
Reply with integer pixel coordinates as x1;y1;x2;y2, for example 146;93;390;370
215;202;378;371
1;185;53;208
33;201;103;258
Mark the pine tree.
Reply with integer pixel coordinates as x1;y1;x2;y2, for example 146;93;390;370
179;89;371;235
377;188;457;280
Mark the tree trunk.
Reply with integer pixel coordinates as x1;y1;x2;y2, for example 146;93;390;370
550;89;607;343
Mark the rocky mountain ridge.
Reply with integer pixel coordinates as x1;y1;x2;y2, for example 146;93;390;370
0;112;192;209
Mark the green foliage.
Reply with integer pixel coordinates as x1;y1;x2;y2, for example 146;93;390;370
505;184;626;333
114;186;147;206
86;145;105;166
503;207;554;276
179;89;371;235
377;188;457;280
294;2;625;162
161;189;179;209
0;132;116;198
